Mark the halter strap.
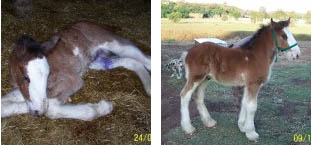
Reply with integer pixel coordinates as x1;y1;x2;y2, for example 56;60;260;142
272;30;298;52
272;30;298;62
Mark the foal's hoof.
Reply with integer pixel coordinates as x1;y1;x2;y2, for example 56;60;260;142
96;100;113;116
182;125;196;135
238;122;246;132
246;131;259;142
204;119;217;128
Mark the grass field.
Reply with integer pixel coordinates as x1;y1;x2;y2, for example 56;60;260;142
163;63;311;145
161;18;311;42
161;40;311;144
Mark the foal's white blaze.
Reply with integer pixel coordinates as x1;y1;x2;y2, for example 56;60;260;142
26;57;50;115
73;47;80;56
283;27;301;61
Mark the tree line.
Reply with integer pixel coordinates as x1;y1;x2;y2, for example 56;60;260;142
162;2;311;24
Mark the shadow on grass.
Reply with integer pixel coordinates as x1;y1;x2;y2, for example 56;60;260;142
163;64;311;145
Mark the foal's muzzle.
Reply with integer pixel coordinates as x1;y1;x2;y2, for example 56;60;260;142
30;110;43;116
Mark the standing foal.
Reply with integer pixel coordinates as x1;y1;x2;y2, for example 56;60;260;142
180;18;300;141
2;22;151;121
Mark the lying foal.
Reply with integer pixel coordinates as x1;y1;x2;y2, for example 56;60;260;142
2;22;151;121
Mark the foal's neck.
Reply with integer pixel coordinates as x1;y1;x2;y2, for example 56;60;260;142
251;28;275;63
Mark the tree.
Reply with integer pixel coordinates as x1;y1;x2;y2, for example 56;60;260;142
250;11;261;23
203;10;213;18
259;7;268;19
271;10;288;20
228;7;242;19
167;12;182;23
174;6;190;18
304;11;311;24
161;2;175;18
211;5;225;17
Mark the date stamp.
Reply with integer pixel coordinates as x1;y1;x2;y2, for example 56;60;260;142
134;133;151;142
293;133;310;143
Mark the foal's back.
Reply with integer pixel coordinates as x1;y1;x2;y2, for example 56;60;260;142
186;42;250;83
46;22;122;100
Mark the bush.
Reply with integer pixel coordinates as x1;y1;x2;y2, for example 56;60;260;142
203;11;213;18
304;11;311;24
161;2;175;18
221;15;228;21
174;6;190;18
168;12;182;23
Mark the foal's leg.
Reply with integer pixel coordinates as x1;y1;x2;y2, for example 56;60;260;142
238;87;248;132
89;57;151;96
242;84;260;141
104;42;151;71
1;101;29;117
1;88;25;102
195;80;216;128
1;89;29;117
180;79;201;134
45;99;113;121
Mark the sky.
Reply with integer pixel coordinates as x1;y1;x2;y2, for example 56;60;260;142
171;0;311;13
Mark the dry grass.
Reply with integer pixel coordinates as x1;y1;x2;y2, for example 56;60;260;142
1;0;151;145
162;18;311;42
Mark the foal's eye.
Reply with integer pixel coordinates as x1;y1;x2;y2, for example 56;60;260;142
282;34;287;40
23;76;30;83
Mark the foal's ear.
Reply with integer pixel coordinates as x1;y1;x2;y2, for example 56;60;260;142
41;35;60;54
279;17;291;27
271;18;282;30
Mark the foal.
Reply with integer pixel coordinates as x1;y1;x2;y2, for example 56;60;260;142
2;22;151;121
180;18;300;141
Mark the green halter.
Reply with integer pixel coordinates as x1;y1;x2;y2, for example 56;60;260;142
272;30;298;62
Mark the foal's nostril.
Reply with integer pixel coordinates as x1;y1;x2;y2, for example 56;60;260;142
34;110;39;116
32;110;40;117
296;54;299;59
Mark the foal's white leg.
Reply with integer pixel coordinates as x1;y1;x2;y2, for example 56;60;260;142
1;88;25;102
46;99;113;121
195;80;216;128
244;98;258;141
2;101;29;117
180;82;199;134
89;57;151;96
238;87;248;132
1;89;29;117
242;85;260;141
103;41;151;71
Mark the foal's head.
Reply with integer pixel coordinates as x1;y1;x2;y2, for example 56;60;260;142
9;35;58;116
271;18;301;61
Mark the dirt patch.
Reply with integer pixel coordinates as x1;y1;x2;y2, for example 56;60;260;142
277;101;297;121
161;68;240;143
161;71;199;143
291;78;311;86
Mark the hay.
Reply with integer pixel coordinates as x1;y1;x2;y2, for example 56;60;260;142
1;0;151;144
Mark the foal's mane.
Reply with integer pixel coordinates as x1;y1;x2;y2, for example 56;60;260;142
16;35;41;54
15;35;43;59
240;25;270;49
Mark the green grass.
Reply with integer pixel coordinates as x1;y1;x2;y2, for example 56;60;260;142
164;64;311;145
163;39;177;43
162;18;311;42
